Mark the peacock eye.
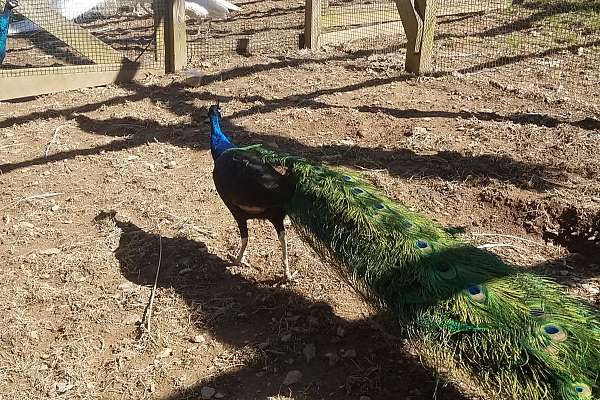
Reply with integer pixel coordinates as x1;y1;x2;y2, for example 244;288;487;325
374;202;385;210
466;284;486;302
352;187;364;195
542;324;567;342
343;175;352;182
571;383;592;397
403;220;412;229
415;239;432;254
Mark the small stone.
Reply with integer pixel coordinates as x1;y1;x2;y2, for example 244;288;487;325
50;205;60;212
39;248;61;255
156;348;172;358
127;155;140;161
18;221;34;229
200;386;216;399
28;331;39;340
183;69;205;87
578;47;584;56
166;160;177;169
280;333;292;342
214;392;225;399
192;334;206;343
117;282;135;291
324;352;339;366
411;127;428;136
282;370;302;386
55;381;73;394
303;343;316;363
342;348;357;358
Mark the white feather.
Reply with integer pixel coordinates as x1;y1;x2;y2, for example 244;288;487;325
185;2;209;19
185;0;241;19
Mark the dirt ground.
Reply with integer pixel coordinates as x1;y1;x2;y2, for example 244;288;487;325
1;47;600;400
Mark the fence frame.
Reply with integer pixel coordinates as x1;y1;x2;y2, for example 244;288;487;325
305;0;501;74
0;0;190;101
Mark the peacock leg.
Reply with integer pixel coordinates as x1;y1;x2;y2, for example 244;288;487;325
278;230;296;281
230;219;250;267
235;237;248;265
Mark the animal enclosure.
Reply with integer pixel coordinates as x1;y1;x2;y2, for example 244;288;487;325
0;0;599;99
0;0;166;100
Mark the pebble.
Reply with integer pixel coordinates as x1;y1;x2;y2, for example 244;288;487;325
280;333;292;342
192;334;206;343
342;348;357;358
200;386;216;399
39;248;61;255
156;348;172;358
282;370;302;386
18;221;34;229
166;160;177;169
50;205;60;212
55;381;73;394
303;343;316;363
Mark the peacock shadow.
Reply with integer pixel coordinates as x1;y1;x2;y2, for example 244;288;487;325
105;213;473;400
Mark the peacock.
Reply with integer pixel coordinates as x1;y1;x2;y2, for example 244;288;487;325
185;0;241;39
207;104;600;399
0;0;17;65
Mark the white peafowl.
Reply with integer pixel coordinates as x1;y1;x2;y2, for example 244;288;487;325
185;0;242;39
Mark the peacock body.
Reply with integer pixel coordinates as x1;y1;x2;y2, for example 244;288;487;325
207;105;600;400
0;0;18;65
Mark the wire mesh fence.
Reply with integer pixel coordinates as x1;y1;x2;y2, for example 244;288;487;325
433;0;600;78
310;0;599;94
319;0;405;51
185;0;304;63
1;0;164;77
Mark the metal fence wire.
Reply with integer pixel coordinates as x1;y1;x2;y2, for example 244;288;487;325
185;0;304;63
1;0;163;77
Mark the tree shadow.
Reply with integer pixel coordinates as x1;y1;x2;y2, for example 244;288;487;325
103;213;475;400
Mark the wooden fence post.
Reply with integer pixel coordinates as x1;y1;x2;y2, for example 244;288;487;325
395;0;438;74
304;0;322;49
165;0;187;72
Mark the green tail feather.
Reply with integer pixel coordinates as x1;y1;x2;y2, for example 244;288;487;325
246;145;599;400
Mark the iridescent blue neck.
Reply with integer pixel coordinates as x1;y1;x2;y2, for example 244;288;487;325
209;112;234;160
0;6;13;64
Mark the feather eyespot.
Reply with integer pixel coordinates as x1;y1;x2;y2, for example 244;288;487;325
571;383;592;397
542;324;567;342
416;239;432;254
403;220;413;229
466;285;486;302
342;175;353;182
373;202;385;210
436;264;457;279
529;308;544;318
351;187;364;195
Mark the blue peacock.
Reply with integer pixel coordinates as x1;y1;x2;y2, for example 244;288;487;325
207;104;599;400
0;0;17;65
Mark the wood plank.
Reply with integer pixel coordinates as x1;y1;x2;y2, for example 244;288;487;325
304;0;322;49
16;2;123;64
320;20;404;45
322;2;501;30
165;0;187;72
0;65;161;101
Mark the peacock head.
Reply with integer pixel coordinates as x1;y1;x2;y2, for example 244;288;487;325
208;104;221;121
5;0;18;10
